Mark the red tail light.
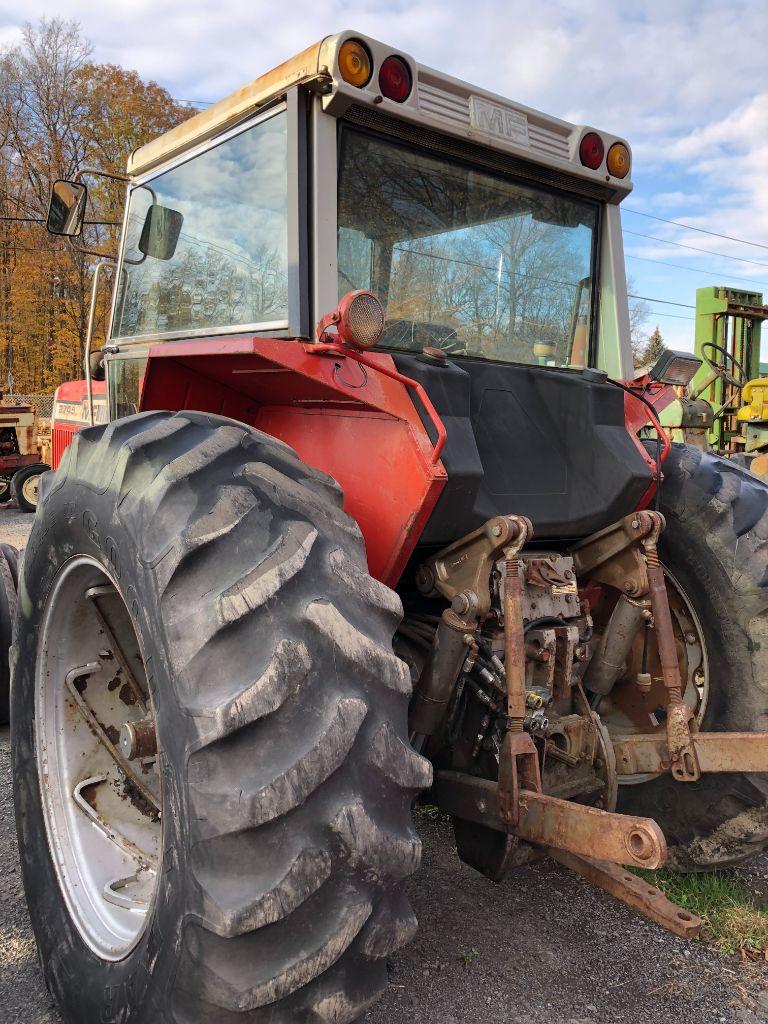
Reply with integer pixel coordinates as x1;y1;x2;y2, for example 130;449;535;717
579;132;604;170
379;56;412;102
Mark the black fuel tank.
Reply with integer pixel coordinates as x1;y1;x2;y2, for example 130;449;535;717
393;354;652;543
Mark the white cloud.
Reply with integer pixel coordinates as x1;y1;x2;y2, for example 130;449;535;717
3;0;766;342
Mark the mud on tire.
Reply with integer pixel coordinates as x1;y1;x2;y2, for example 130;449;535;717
618;443;768;869
12;410;431;1023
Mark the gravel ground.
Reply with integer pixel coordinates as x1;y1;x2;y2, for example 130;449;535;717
0;508;766;1024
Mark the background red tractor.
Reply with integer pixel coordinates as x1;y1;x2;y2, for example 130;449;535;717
6;30;768;1024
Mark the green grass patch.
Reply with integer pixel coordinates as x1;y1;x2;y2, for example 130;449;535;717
414;803;452;825
638;868;768;958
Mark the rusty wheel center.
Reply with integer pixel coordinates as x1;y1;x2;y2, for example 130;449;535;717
35;556;162;960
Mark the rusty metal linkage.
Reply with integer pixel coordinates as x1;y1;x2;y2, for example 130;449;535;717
411;514;534;744
573;511;703;783
547;849;702;939
498;517;537;826
434;771;667;870
639;513;701;782
614;731;768;775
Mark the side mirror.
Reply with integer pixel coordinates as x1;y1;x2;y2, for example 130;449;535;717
46;180;88;237
138;205;183;261
86;349;106;382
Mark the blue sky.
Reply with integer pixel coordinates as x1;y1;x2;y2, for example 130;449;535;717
2;0;767;351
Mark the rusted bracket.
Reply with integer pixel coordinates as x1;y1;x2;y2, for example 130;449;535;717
417;514;532;617
570;512;655;597
498;731;541;828
548;849;702;939
434;770;667;870
614;731;768;775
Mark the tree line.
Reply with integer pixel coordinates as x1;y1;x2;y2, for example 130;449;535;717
0;18;192;394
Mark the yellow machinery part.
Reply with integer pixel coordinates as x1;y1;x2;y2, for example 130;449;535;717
737;378;768;421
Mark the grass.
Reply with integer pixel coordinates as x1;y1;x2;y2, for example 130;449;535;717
638;868;768;959
458;947;480;967
414;802;452;825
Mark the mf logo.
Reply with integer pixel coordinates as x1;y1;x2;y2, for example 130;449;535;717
469;96;530;146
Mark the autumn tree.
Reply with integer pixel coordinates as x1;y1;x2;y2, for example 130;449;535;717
0;18;193;393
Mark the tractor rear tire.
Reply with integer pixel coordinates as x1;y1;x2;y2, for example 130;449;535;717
11;462;49;512
12;410;430;1023
618;443;768;869
0;547;16;724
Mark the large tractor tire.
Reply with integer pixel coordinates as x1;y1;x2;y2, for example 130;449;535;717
12;410;430;1024
618;443;768;869
0;545;17;724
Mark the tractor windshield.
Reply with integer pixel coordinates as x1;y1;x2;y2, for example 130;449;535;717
337;126;598;367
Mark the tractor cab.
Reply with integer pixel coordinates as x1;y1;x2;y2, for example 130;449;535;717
47;31;663;544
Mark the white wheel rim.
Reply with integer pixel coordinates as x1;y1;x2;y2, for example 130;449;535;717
21;473;40;505
35;556;162;960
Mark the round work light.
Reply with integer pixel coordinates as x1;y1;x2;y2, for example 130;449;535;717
316;290;386;350
338;290;385;348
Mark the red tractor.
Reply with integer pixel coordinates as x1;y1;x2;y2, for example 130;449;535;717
8;31;768;1024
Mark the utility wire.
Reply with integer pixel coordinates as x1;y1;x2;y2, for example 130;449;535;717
624;229;768;270
623;210;768;252
0;215;119;225
628;293;696;309
625;253;767;290
639;311;695;322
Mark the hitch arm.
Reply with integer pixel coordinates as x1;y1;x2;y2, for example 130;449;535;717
614;731;768;775
434;771;667;870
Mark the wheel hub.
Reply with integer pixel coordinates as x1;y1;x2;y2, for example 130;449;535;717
35;557;162;960
21;472;40;506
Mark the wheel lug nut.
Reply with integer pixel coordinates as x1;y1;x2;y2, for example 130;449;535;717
119;718;157;760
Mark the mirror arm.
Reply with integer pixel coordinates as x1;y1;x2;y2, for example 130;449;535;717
73;167;132;185
67;168;132;257
66;238;118;261
84;260;115;426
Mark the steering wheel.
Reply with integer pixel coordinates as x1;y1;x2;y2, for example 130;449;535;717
701;342;748;390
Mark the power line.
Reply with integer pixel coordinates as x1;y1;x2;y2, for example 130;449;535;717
173;98;214;107
639;311;695;322
625;253;767;289
628;293;696;309
0;216;119;225
624;229;768;270
623;209;768;252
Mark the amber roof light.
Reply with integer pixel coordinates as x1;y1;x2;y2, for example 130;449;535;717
607;142;631;179
339;39;372;88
